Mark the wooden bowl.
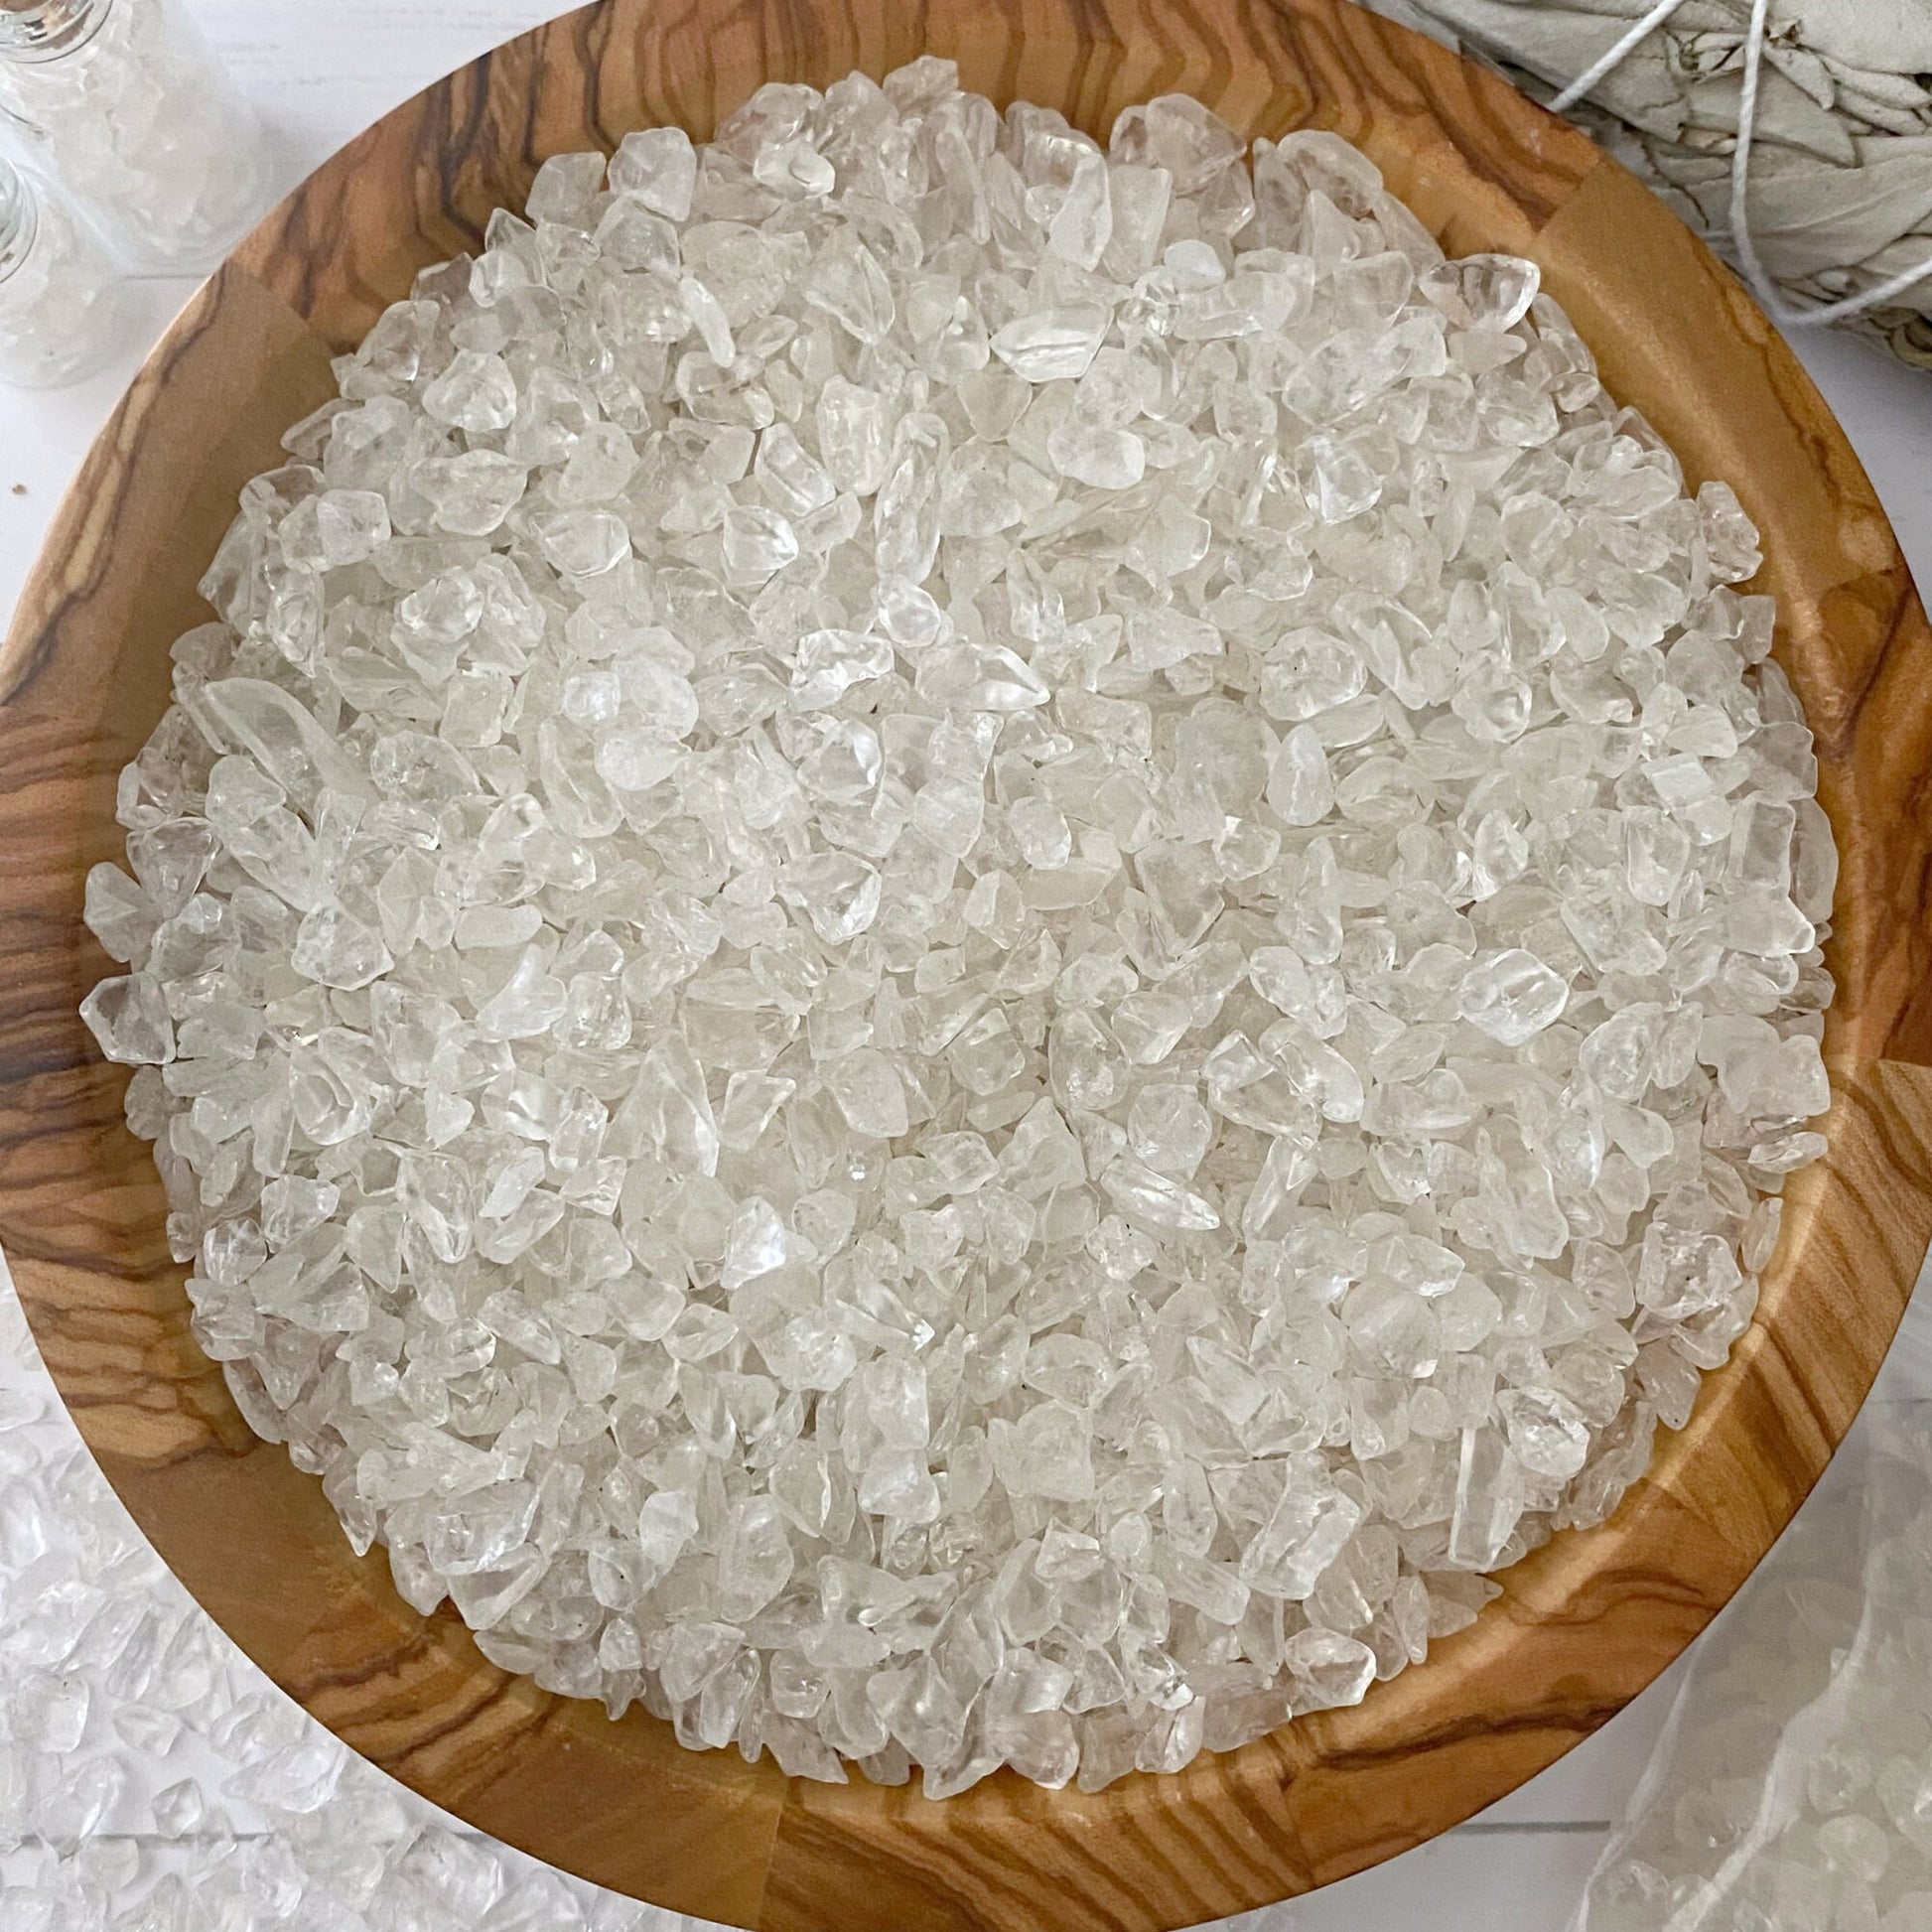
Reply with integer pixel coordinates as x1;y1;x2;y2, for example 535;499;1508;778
4;1;1931;1924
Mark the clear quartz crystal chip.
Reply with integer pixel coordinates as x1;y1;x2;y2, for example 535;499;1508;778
1267;725;1334;825
991;305;1112;382
1420;253;1540;332
611;125;698;219
1457;949;1570;1045
779;852;883;943
80;973;175;1064
84;61;1832;1799
825;1049;909;1139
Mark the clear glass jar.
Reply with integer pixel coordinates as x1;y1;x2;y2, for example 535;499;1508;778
0;0;274;275
0;155;135;386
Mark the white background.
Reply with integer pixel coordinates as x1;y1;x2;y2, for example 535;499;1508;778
1;4;1929;1926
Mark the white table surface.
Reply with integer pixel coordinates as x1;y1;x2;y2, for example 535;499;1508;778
1;6;1929;1927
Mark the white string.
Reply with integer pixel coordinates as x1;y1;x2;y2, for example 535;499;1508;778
1727;0;1932;326
1547;0;1689;113
1540;0;1932;329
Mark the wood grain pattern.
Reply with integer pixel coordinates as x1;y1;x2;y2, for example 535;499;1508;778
2;1;1929;1925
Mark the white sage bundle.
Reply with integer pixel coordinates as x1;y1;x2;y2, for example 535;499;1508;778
1367;0;1932;368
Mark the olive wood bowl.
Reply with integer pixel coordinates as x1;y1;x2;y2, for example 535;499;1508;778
3;0;1931;1925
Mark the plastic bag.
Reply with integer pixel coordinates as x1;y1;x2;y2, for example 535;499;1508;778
1574;1397;1932;1932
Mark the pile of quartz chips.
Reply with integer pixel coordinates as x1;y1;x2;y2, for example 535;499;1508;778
0;1295;663;1932
80;60;1836;1795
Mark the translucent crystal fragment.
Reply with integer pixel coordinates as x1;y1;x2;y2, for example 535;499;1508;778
1420;253;1540;332
80;973;176;1064
1458;950;1571;1045
991;305;1111;382
611;125;698;219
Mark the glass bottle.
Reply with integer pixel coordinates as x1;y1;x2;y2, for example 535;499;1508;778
0;0;274;275
0;154;135;386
